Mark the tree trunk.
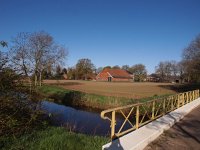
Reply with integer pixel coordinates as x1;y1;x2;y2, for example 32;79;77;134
34;73;37;86
39;71;42;86
29;77;32;93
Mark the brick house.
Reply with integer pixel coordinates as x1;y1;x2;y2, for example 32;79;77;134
96;68;133;82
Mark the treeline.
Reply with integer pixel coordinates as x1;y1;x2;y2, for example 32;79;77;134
155;34;200;83
65;34;200;83
155;61;182;82
65;60;147;82
1;32;200;84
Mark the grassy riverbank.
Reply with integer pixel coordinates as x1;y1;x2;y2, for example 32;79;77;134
36;84;168;110
0;90;109;150
1;127;109;150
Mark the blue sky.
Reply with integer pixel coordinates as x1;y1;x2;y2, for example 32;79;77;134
1;0;200;73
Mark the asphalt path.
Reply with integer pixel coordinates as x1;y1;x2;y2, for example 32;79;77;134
144;105;200;150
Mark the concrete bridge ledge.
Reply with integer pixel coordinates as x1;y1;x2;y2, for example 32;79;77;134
102;98;200;150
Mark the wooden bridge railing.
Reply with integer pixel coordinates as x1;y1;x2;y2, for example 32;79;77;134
101;89;200;140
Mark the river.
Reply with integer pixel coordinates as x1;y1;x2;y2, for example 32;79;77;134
41;101;131;136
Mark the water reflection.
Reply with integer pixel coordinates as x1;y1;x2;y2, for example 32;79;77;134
41;101;132;136
41;101;111;136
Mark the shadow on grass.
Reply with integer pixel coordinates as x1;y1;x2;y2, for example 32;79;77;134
48;82;83;86
158;83;200;93
49;91;86;107
62;91;86;106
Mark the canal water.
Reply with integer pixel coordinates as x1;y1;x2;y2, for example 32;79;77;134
41;101;132;136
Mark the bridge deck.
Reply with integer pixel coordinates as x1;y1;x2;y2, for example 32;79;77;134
144;104;200;150
102;97;200;150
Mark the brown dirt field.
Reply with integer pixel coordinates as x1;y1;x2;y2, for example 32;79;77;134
43;80;177;99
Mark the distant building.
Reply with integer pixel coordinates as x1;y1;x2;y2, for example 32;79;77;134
96;68;133;82
63;73;68;79
146;74;160;82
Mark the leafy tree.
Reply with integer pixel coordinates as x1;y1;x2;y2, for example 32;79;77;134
130;64;147;82
0;41;14;92
67;67;76;80
112;65;120;69
75;58;95;80
0;41;46;141
0;41;8;70
0;52;8;71
0;41;26;92
122;65;130;71
0;41;7;47
62;68;67;74
103;66;111;69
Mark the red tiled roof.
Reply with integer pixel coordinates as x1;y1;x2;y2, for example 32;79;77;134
102;68;132;79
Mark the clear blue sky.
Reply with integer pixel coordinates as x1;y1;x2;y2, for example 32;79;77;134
1;0;200;73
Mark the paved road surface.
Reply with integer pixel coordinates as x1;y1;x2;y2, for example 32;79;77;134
144;105;200;150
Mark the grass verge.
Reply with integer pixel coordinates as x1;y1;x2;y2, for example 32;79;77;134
1;127;109;150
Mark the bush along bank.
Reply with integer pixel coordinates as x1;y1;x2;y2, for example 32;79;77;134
0;91;108;150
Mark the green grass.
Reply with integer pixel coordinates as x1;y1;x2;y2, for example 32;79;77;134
37;85;70;95
1;127;109;150
36;85;71;102
36;85;172;110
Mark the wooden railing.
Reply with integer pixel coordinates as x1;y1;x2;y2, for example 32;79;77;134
101;89;200;140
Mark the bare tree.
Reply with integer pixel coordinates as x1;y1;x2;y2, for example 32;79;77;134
30;31;68;86
10;31;68;87
10;33;32;76
170;61;178;77
155;62;165;82
155;60;179;82
177;61;187;83
182;34;200;82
